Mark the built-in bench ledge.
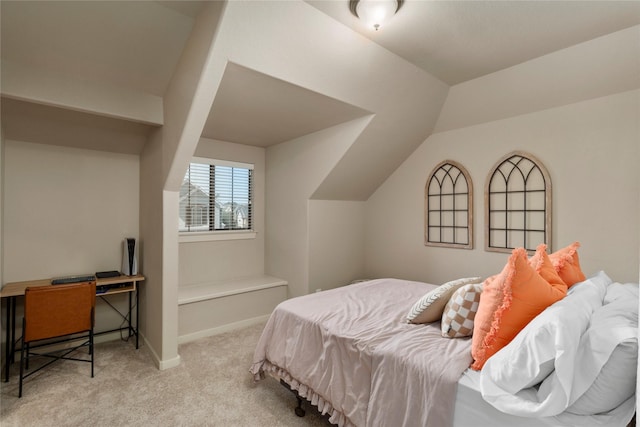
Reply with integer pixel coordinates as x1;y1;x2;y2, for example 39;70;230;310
178;275;288;306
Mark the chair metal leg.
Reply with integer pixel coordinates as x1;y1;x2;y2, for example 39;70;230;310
25;342;29;371
90;329;94;378
19;321;26;398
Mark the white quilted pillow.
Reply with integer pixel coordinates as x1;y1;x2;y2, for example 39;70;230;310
441;283;483;337
406;277;482;324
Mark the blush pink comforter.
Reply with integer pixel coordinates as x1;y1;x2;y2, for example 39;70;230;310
250;278;473;427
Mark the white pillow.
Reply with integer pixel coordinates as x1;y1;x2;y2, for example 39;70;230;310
567;340;636;415
480;271;611;416
406;277;482;324
603;282;638;304
566;283;638;415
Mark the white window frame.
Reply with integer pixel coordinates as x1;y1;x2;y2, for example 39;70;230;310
179;157;256;243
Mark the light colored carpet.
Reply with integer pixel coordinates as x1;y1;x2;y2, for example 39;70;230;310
0;322;333;426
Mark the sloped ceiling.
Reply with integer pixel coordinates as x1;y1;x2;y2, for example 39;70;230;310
0;1;199;97
306;0;640;85
0;0;371;151
208;1;639;148
202;63;370;147
1;1;639;171
1;98;151;154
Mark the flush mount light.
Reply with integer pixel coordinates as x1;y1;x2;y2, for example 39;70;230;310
349;0;404;31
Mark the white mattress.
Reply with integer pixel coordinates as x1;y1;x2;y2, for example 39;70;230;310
453;369;636;427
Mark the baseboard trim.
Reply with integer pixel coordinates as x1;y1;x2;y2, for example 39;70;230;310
159;354;182;370
178;314;270;344
140;332;182;371
141;332;160;369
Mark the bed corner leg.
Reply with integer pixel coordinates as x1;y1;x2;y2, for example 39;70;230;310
295;396;306;417
279;379;306;417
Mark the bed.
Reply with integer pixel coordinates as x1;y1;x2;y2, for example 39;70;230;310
250;268;637;426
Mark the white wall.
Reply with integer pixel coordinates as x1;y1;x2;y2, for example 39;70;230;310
3;140;140;331
179;138;265;285
1;128;4;284
366;89;640;284
177;285;286;342
1;127;4;360
139;128;165;365
308;200;366;291
266;118;371;296
4;141;139;280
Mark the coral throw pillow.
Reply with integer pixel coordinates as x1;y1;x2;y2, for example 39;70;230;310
549;242;586;287
529;243;568;291
471;248;567;370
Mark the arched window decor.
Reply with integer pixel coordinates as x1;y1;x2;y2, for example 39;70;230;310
485;151;551;254
425;160;473;249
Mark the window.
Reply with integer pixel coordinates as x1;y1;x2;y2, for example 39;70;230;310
485;151;551;253
179;158;253;233
425;160;473;249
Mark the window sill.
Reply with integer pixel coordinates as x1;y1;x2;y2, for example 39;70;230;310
179;231;257;243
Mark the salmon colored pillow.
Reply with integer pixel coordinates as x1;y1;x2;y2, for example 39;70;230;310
529;243;568;292
471;248;567;370
549;242;586;287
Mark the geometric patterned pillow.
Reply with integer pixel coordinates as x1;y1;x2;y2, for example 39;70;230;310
406;277;482;324
441;283;483;338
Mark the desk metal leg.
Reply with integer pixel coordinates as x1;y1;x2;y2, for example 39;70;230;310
135;285;139;349
128;291;132;339
128;287;139;349
10;297;16;364
4;297;11;382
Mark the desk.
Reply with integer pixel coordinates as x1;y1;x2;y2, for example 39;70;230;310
1;274;145;382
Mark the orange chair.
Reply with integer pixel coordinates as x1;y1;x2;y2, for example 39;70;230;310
19;281;96;397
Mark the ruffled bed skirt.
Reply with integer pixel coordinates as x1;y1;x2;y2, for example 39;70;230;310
250;359;355;427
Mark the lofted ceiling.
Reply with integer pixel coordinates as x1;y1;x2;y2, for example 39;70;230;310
1;1;639;152
306;0;640;85
0;1;202;97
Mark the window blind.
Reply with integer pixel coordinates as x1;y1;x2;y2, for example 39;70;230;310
179;158;253;233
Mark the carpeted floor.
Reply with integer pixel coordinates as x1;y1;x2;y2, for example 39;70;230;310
0;322;333;426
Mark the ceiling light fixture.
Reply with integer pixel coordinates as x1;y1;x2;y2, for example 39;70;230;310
349;0;404;31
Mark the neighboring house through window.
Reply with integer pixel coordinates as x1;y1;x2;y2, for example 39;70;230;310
179;158;253;233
